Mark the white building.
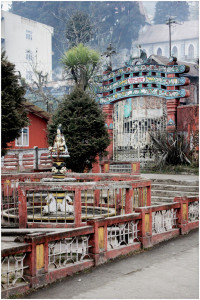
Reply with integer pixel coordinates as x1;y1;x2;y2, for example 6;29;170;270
1;10;54;82
132;20;199;63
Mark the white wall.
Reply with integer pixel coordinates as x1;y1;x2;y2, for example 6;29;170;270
1;11;53;82
132;38;199;63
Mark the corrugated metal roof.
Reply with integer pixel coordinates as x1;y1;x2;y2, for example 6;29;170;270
136;20;199;44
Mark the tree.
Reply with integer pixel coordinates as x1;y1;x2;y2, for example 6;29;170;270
61;43;100;91
65;11;94;48
1;52;28;156
48;88;110;172
19;57;59;112
154;1;189;24
11;1;146;68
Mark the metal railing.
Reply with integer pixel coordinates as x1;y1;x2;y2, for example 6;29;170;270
152;208;178;234
1;253;29;289
48;234;91;270
107;220;139;250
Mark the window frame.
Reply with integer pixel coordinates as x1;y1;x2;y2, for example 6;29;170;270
26;30;32;40
15;127;29;147
26;50;32;61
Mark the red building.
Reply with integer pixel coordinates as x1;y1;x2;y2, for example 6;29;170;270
8;101;50;149
2;101;52;172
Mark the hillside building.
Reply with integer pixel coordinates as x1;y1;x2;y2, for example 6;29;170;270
132;20;199;63
1;10;54;83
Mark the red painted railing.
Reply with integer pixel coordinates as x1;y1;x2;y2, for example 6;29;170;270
2;196;198;298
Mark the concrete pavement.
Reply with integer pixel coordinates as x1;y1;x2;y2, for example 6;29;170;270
25;229;199;299
141;173;199;182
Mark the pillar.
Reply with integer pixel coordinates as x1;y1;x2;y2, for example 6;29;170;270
18;186;27;229
102;104;114;160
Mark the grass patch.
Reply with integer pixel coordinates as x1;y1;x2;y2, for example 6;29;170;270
141;164;199;175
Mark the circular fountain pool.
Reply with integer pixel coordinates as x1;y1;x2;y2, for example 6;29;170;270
2;206;116;223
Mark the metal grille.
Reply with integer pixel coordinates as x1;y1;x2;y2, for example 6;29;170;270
109;164;132;173
1;254;29;289
132;187;147;209
26;191;75;224
152;209;177;234
188;201;199;222
1;180;19;227
107;221;139;250
48;235;91;269
113;96;167;167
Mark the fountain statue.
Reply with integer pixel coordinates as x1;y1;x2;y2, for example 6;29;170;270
49;124;70;179
49;124;69;155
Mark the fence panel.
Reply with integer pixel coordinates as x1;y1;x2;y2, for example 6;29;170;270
1;180;19;227
1;253;29;290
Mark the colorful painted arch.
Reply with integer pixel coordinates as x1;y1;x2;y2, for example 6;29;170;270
94;64;190;82
97;87;189;104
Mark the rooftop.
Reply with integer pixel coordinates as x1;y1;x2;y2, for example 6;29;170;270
149;54;199;77
23;100;51;121
135;20;199;44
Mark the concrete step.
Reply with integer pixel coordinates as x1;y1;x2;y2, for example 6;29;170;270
151;183;199;192
151;189;199;197
151;196;175;203
150;179;199;186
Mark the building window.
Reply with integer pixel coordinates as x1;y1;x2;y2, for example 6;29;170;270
26;50;32;61
172;46;178;57
26;71;32;81
188;44;194;58
157;48;162;56
15;128;29;147
26;30;32;40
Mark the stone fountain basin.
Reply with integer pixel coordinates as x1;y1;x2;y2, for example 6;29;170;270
2;206;116;222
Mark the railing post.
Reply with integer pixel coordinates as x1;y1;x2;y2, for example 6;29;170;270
94;189;100;207
174;197;189;234
34;146;39;170
88;218;107;266
24;233;48;287
125;188;133;214
18;186;27;228
135;207;152;248
116;188;121;215
74;188;82;227
147;184;151;206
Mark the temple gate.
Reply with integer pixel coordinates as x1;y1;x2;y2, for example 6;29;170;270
95;59;190;167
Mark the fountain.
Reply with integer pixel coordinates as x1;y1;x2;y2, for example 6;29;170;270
2;125;150;227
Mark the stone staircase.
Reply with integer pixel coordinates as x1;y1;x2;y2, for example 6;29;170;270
150;178;199;205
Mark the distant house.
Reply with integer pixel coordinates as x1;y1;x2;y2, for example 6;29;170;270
132;20;199;63
1;10;54;83
2;101;52;172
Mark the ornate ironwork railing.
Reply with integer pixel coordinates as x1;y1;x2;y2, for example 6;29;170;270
152;209;178;234
1;254;29;289
48;235;91;269
188;201;199;222
107;220;139;250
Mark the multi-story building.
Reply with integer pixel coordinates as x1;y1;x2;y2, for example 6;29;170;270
132;20;199;63
1;10;54;83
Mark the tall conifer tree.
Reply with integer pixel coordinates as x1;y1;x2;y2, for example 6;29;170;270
48;88;110;172
1;52;28;156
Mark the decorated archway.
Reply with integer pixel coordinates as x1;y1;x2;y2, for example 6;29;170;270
95;61;190;165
